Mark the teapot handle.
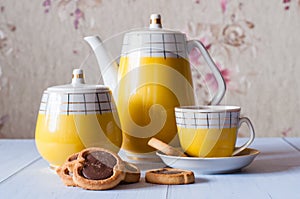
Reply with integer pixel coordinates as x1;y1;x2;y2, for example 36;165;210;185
186;40;226;105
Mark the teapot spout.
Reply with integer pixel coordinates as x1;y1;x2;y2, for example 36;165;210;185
84;36;118;97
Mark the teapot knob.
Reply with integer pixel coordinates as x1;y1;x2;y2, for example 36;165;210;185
149;14;162;29
72;69;85;85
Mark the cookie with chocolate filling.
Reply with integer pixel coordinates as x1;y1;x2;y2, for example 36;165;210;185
66;152;79;170
56;162;77;186
122;162;141;183
145;168;195;185
56;152;79;186
73;147;126;190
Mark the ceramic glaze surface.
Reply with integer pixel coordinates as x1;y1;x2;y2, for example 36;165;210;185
175;106;254;157
35;112;122;167
178;127;237;157
118;56;195;154
35;76;122;167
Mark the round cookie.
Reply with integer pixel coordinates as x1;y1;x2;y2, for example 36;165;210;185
56;152;79;186
56;162;77;186
145;168;195;185
72;147;126;190
65;152;79;171
122;162;141;183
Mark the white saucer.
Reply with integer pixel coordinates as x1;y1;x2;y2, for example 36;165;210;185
156;148;260;175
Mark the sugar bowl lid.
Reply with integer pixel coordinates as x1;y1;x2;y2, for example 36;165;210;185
40;69;113;115
46;69;109;93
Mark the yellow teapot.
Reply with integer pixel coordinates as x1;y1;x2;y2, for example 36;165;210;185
35;69;122;168
84;14;226;161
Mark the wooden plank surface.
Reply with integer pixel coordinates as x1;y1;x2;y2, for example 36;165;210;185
0;139;40;183
168;138;300;199
0;158;168;199
0;138;300;199
284;137;300;151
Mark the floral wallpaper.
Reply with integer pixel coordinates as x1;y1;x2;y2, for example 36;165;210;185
0;0;300;138
186;2;259;102
42;0;102;29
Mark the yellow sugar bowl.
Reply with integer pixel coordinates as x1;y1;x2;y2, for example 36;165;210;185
35;69;122;168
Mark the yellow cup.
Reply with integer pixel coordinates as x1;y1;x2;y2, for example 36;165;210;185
175;106;255;157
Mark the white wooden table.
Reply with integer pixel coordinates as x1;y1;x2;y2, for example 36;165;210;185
0;138;300;199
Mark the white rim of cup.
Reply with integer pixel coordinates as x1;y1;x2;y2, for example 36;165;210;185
174;105;241;113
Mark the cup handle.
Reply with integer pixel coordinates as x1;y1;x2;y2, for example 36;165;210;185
186;40;226;105
232;117;255;156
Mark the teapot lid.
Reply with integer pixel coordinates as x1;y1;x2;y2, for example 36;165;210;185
122;14;187;59
125;14;182;35
46;69;109;93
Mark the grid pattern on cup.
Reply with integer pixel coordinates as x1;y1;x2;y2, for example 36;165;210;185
39;91;116;115
121;33;187;59
175;110;240;129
